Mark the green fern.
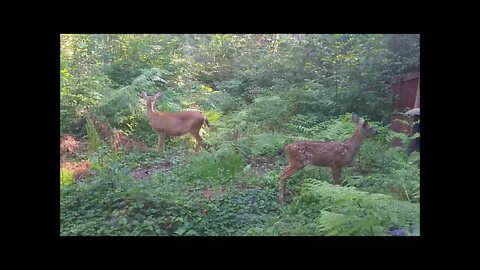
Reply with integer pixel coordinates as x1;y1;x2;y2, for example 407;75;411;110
86;118;101;153
317;211;352;236
182;146;245;184
302;180;419;236
243;132;290;156
286;114;321;135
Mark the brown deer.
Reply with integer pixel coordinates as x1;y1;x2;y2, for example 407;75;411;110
142;92;209;151
278;113;376;203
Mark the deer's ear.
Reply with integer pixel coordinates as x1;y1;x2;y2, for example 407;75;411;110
352;113;360;124
154;92;162;99
142;92;147;99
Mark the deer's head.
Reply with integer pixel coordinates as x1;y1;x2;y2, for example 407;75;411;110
142;92;162;104
352;112;376;138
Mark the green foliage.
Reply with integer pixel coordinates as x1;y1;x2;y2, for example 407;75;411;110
204;111;222;123
131;67;172;92
304;180;419;236
215;80;243;93
60;73;114;136
104;61;143;86
244;95;292;131
61;173;189;236
286;114;320;134
239;132;290;156
95;68;169;135
86;118;101;153
351;137;388;174
282;81;337;120
101;34;182;86
185;187;279;236
203;91;244;114
286;113;361;142
384;34;420;74
182;146;245;185
60;168;74;188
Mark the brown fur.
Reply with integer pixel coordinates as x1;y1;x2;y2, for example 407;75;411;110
143;92;208;151
278;113;376;203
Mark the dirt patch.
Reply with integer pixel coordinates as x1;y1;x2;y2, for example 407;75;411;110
247;155;276;173
61;160;93;181
132;162;175;180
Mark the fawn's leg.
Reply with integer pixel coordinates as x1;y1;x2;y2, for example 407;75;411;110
279;164;304;203
157;132;166;151
331;166;342;185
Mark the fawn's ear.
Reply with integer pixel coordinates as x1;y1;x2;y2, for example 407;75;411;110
352;113;360;124
142;92;148;99
154;92;162;99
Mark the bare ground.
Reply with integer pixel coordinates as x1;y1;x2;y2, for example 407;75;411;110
132;161;175;180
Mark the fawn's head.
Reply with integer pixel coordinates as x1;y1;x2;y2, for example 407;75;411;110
352;112;376;138
142;92;162;104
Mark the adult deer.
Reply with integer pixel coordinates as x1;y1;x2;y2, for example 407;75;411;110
142;92;209;151
278;113;376;203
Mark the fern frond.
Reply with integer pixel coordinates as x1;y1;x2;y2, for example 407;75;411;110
302;180;420;236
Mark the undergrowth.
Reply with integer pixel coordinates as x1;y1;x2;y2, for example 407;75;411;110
61;69;420;236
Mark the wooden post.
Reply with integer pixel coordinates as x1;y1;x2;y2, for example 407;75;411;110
393;76;403;113
414;78;420;109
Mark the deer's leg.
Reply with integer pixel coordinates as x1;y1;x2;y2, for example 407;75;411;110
190;130;203;151
331;166;342;185
157;132;166;151
279;164;304;204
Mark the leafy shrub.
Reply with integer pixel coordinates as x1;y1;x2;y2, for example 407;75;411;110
95;68;179;135
237;132;290;156
282;80;337;119
244;95;292;131
203;91;244;114
86;118;101;153
60;168;75;188
61;73;114;136
215;79;243;95
182;146;245;185
285;114;322;135
303;180;419;236
346;147;420;202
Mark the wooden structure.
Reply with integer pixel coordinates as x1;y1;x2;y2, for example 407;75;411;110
390;72;420;148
